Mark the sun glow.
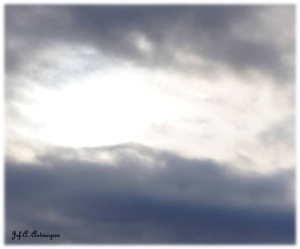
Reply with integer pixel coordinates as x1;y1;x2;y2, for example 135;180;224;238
16;66;174;147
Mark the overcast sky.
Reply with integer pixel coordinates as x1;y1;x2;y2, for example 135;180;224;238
5;5;295;244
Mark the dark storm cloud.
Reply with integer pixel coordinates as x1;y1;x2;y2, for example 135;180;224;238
5;5;295;83
6;144;295;244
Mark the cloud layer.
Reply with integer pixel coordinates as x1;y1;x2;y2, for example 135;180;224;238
5;5;294;82
6;144;295;244
5;5;295;244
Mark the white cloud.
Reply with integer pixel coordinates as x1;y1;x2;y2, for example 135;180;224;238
6;44;294;174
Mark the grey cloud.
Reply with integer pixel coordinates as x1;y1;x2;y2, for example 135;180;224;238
6;144;295;244
5;5;295;84
259;116;295;149
5;6;71;72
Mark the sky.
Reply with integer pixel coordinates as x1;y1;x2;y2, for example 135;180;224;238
5;5;295;244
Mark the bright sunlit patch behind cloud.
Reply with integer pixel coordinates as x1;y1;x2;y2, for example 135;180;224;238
15;65;175;147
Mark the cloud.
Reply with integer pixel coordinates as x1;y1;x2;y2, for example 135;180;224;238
5;144;295;244
5;6;295;244
5;5;295;83
4;5;295;175
69;5;295;83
